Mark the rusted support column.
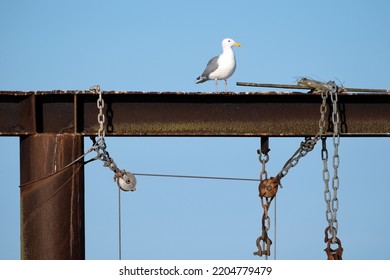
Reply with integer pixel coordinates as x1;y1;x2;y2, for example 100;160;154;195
20;134;85;259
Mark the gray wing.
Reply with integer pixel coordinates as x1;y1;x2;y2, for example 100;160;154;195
201;55;219;78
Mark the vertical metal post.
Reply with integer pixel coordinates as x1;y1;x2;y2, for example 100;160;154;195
260;136;270;155
20;134;85;260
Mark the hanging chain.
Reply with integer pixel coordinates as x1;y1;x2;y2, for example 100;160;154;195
274;84;329;183
259;145;269;182
254;137;277;259
318;89;328;135
96;86;105;139
274;137;317;183
256;78;343;259
330;84;341;240
298;79;343;259
321;83;343;260
90;85;137;192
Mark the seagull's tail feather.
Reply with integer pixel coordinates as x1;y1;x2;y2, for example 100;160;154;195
195;76;208;84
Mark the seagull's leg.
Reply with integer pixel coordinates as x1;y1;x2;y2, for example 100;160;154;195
215;79;218;93
224;80;228;92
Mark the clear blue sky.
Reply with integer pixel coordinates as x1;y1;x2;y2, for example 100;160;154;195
1;0;389;260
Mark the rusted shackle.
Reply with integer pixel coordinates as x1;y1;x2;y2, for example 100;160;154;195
325;238;343;260
253;234;272;257
324;226;343;260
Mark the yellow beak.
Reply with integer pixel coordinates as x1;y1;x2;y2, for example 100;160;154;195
234;42;241;47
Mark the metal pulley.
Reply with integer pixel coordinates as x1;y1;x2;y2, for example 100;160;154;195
115;170;137;191
259;178;279;198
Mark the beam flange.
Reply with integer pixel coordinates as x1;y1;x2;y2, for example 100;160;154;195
1;91;389;136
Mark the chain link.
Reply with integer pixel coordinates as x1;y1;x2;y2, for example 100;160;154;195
259;152;269;182
274;83;330;182
274;78;344;257
319;81;342;260
275;136;318;182
328;82;341;242
254;83;333;259
319;89;328;135
96;85;106;139
90;85;136;192
254;142;273;259
254;195;273;259
322;137;333;229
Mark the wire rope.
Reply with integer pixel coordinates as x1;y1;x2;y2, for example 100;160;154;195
133;173;259;182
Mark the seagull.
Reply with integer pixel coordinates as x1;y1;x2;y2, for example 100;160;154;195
195;38;240;92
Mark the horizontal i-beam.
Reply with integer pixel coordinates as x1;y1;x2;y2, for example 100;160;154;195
0;90;390;136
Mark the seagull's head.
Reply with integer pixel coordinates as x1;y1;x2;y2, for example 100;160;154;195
222;38;241;48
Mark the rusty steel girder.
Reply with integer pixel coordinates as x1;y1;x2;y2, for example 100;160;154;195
1;90;390;137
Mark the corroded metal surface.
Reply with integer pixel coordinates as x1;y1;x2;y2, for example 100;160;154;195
1;91;389;136
20;134;85;260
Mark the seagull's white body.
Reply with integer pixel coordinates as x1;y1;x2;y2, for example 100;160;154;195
208;47;236;81
195;38;240;90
